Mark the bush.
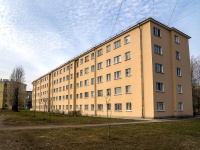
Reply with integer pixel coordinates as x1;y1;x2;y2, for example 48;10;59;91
68;110;82;117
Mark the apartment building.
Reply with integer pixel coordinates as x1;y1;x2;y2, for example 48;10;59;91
0;79;26;109
32;18;193;118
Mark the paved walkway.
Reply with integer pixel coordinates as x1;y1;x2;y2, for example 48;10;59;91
0;115;199;131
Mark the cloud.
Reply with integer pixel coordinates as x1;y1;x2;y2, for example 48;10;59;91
0;0;199;90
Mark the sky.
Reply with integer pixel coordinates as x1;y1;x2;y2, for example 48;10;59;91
0;0;199;91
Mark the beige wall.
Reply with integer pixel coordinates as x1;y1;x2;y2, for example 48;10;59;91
32;18;192;118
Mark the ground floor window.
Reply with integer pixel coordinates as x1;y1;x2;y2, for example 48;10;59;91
178;102;183;111
98;104;103;110
157;102;164;111
126;102;132;111
115;103;122;111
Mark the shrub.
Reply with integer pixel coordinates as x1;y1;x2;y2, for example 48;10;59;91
68;110;82;117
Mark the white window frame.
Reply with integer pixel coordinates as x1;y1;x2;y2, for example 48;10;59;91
155;63;163;73
114;71;121;80
106;59;111;67
177;68;181;76
115;103;122;111
126;102;132;111
97;62;103;70
84;92;89;98
106;73;111;81
106;88;111;96
175;35;179;43
85;104;89;110
178;102;183;111
106;45;111;52
156;82;164;92
157;102;165;111
154;44;162;55
114;55;121;64
97;76;103;83
125;85;131;94
98;104;103;111
176;51;180;60
114;87;122;95
125;68;131;77
97;49;103;56
178;85;182;93
124;35;130;44
91;91;94;98
153;27;161;37
114;40;121;49
125;51;131;60
98;90;103;97
84;79;89;86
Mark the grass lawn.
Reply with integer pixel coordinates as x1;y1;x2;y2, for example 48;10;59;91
0;120;200;150
0;110;137;126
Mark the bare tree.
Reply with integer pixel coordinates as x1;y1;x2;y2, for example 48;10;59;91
191;56;200;114
9;66;26;112
105;96;111;139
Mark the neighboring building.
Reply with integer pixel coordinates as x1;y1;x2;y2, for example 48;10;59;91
0;79;26;110
32;18;193;118
26;91;32;109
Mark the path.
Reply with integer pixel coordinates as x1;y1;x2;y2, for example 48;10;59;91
0;116;199;131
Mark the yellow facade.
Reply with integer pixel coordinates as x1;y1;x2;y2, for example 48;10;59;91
0;79;26;109
32;18;193;118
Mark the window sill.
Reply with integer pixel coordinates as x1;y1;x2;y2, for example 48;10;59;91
124;58;131;61
126;110;132;112
178;92;182;94
114;94;122;96
98;110;103;111
157;110;165;112
97;82;103;84
114;110;122;112
113;46;121;50
106;65;111;67
114;78;122;80
124;42;130;45
156;91;164;93
114;62;121;65
126;92;132;94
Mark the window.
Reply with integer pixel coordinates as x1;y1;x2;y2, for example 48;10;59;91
156;82;164;92
97;49;103;56
67;65;69;70
59;78;62;83
76;73;79;78
60;69;62;74
155;63;163;73
107;103;111;110
154;45;162;55
70;84;72;89
97;76;103;83
114;87;121;95
178;85;182;93
84;92;89;98
98;104;103;110
85;67;89;74
85;55;89;62
106;89;111;96
177;68;181;76
63;77;65;82
76;94;79;99
91;78;94;85
125;52;131;60
178;102;183;111
176;51;180;60
66;105;68;110
106;59;111;67
157;102;164;111
76;62;79;67
76;83;79;88
106;73;111;81
80;93;83;99
106;45;111;52
80;70;83;76
84;79;89;86
98;90;103;97
70;64;73;69
175;35;179;43
91;91;94;97
80;58;83;65
153;27;161;37
114;40;121;49
91;65;95;72
124;35;130;44
126;103;132;111
80;105;82;110
91;53;95;59
66;75;69;80
70;105;72;110
115;103;122;111
125;68;131;77
70;94;72;99
114;55;121;64
114;71;121;79
91;104;94;110
125;85;131;93
66;95;68;99
80;81;83;87
76;105;78;110
66;85;69;90
70;74;73;79
85;104;88;110
97;62;103;70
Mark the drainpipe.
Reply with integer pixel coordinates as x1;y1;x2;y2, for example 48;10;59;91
138;23;145;118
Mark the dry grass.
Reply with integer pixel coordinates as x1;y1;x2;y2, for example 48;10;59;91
0;120;200;150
